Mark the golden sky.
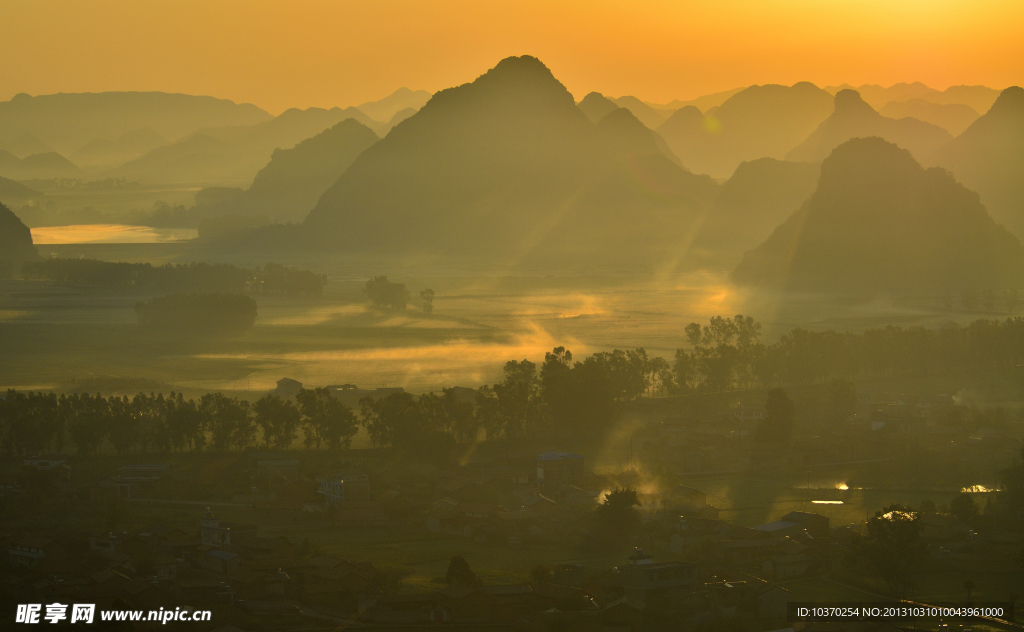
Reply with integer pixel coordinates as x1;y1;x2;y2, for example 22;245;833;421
2;0;1022;114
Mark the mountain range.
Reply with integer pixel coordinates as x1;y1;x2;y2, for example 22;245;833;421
786;90;952;163
732;137;1024;293
656;83;835;178
194;119;380;222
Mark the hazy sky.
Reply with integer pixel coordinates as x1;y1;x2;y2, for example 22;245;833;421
2;0;1022;114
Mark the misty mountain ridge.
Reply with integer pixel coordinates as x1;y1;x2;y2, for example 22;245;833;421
297;55;715;263
0;91;272;155
0;132;54;158
733;137;1024;294
115;106;386;184
786;89;952;163
879;99;979;136
195;118;379;222
930;86;1024;238
824;82;1001;114
656;82;834;178
694;157;820;259
577;92;620;123
0;151;80;180
355;87;432;123
0;176;43;205
70;128;169;168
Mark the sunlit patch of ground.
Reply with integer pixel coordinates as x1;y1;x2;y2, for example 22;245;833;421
30;224;198;244
0;310;33;321
261;304;368;325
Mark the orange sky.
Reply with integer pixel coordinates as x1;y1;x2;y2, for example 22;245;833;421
2;0;1022;114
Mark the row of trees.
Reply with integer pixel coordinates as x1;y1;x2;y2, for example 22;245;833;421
0;344;669;455
22;258;326;297
0;388;357;456
675;315;1024;392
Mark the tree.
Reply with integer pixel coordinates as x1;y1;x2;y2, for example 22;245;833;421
591;488;641;549
199;393;253;451
860;504;927;595
755;388;795;443
950;492;979;523
364;276;410;310
254;395;301;449
359;392;425;448
296;388;358;449
964;579;976;604
420;288;435;314
476;360;542;440
445;556;480;587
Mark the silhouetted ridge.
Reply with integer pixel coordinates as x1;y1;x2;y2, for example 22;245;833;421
787;90;952;163
578;92;619;123
733;137;1024;293
0;202;38;278
656;83;834;178
930;86;1024;237
299;56;715;264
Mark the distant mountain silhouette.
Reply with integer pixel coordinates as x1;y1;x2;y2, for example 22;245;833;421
70;128;168;168
301;56;715;263
0;92;271;155
660;87;746;113
356;88;431;123
197;119;379;221
0;202;38;278
656;83;834;178
116;106;382;184
786;90;952;163
733;137;1024;293
0;132;54;158
0;176;43;205
930;87;1024;237
879;99;979;136
825;82;1000;113
578;92;619;123
610;96;667;129
0;151;80;180
695;158;820;258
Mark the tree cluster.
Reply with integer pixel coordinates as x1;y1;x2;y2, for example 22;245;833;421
0;389;359;455
364;276;435;313
674;315;1024;392
22;258;326;297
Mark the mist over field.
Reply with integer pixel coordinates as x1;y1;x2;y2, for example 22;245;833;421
3;5;1024;629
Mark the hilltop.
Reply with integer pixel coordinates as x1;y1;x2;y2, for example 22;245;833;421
732;137;1024;294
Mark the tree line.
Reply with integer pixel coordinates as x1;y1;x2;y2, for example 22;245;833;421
674;314;1024;392
22;258;326;297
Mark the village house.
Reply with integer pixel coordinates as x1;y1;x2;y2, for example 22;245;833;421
316;473;370;505
114;463;170;498
617;548;699;602
8;537;64;568
200;507;258;546
536;451;584;492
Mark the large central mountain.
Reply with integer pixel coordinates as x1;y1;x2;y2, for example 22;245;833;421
732;137;1024;294
303;56;715;263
